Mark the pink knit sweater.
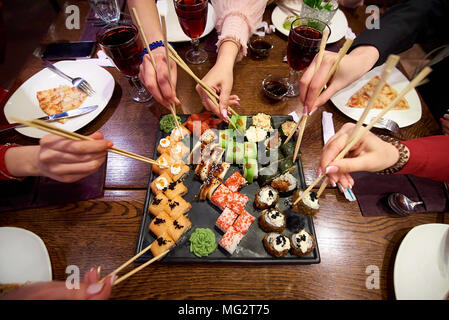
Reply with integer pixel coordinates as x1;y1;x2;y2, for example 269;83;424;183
211;0;267;61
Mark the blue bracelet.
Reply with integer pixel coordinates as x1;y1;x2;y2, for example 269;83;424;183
140;41;165;62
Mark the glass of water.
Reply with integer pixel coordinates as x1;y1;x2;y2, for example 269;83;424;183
88;0;120;25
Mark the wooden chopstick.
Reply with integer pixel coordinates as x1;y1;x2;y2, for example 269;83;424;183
294;66;432;205
131;8;157;71
113;250;169;286
316;54;401;196
10;117;163;167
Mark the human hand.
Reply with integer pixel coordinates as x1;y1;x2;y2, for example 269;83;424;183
1;267;115;300
319;123;400;188
139;47;180;109
440;114;449;135
300;45;379;115
195;62;240;120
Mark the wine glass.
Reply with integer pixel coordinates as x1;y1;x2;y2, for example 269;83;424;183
98;23;152;103
88;0;120;25
173;0;208;64
286;17;329;97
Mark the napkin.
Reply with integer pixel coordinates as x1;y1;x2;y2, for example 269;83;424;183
0;163;106;213
351;171;449;217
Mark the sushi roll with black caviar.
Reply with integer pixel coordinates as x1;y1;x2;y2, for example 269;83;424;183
271;172;298;196
290;229;316;257
293;189;320;217
259;208;286;233
254;186;279;210
263;232;290;258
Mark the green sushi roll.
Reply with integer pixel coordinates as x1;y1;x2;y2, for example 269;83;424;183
244;158;258;183
244;142;257;160
233;142;245;164
225;141;234;163
219;129;233;148
280;141;297;158
229;115;247;133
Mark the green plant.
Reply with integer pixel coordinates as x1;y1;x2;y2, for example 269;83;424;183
303;0;334;11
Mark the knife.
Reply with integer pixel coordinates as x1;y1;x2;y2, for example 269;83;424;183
0;105;99;133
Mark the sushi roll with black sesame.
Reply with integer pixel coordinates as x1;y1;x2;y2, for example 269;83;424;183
263;232;290;258
293;189;320;217
290;229;316;257
254;186;279;210
259;208;286;233
271;172;298;196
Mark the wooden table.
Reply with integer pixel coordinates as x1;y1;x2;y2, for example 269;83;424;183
0;2;447;300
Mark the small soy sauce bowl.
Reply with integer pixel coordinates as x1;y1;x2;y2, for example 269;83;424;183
249;35;274;60
262;74;289;101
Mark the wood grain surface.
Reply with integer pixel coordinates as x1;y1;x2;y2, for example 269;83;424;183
0;2;447;300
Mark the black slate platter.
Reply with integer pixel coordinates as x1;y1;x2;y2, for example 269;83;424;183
135;115;321;264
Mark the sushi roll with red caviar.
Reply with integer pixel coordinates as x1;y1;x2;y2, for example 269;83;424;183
164;180;188;199
215;207;239;233
232;210;255;235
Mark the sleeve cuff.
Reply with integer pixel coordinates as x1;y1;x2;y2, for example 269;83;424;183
216;13;250;62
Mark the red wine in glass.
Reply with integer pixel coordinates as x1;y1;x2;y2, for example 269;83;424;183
98;24;142;77
98;24;152;102
174;0;208;64
287;26;322;71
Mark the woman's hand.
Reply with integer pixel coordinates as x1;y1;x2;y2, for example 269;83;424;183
319;123;400;188
300;45;379;115
5;131;111;183
139;47;180;109
1;267;115;300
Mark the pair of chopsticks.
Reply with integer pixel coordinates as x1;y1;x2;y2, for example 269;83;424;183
101;242;170;286
283;28;331;155
10;117;162;167
293;58;432;205
132;7;242;134
132;8;181;131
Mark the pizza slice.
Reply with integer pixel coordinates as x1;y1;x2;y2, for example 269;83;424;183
347;76;410;110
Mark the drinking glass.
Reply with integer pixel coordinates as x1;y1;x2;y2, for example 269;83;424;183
98;24;152;103
286;17;328;97
173;0;208;64
88;0;120;25
301;0;339;25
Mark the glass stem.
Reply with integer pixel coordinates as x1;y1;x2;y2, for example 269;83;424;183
191;38;200;54
288;68;299;87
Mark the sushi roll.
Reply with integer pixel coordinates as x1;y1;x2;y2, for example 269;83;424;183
210;184;233;210
149;212;173;238
153;153;173;176
195;159;213;181
258;147;282;167
244;142;257;160
280;140;296;158
226;192;249;214
168;215;192;243
197;176;222;201
210;145;225;163
224;171;248;192
279;120;297;140
290;229;316;257
245;125;267;143
157;137;172;155
259;208;286;233
169;141;189;161
232;142;245;164
150;231;175;259
229;115;247;133
170;125;191;142
264;131;281;150
210;162;231;180
254;186;279;210
243;158;258;184
200;128;218;145
263;232;290;258
151;173;173;195
232;210;255;235
215;207;239;233
293;189;320;217
148;193;170;217
218;129;233;148
219;226;244;255
271;172;298;196
252;113;273;132
168;161;190;181
167;195;192;220
278;156;295;174
258;163;279;186
164;180;188;199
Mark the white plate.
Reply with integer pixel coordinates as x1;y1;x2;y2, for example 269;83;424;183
394;223;449;300
271;3;348;44
330;65;422;128
157;1;216;43
4;60;115;139
0;227;52;284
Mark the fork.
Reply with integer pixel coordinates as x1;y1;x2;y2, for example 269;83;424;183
42;60;95;96
372;117;400;134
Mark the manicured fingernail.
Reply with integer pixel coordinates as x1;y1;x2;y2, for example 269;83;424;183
309;108;316;116
348;184;353;189
236;97;240;101
110;274;117;286
86;281;105;296
325;166;339;174
222;109;228;119
330;179;337;187
317;167;323;176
